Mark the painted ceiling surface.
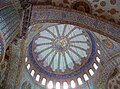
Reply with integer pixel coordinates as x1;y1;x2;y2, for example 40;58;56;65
107;67;120;89
24;23;104;89
108;73;120;89
31;5;120;43
27;24;99;79
31;0;120;25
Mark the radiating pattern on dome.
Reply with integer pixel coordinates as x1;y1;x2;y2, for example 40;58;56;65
25;23;101;89
26;23;101;80
33;24;91;73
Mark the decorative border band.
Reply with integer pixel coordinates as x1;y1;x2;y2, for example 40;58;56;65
31;6;120;43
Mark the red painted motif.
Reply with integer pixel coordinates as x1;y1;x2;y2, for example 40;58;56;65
99;15;106;19
110;0;116;5
100;1;106;7
107;74;120;89
109;83;112;89
72;1;92;14
116;80;120;85
96;9;105;13
108;8;119;15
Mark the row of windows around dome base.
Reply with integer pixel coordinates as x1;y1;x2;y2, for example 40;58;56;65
24;48;101;89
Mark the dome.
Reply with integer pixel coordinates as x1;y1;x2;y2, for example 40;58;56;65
25;23;101;88
1;1;120;89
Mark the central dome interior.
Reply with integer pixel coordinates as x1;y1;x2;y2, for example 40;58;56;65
29;24;96;75
25;23;101;89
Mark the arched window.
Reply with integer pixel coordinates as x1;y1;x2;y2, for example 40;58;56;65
71;80;76;88
96;57;100;63
97;50;101;54
36;74;40;82
93;63;98;70
89;69;94;76
83;74;89;81
41;78;46;86
77;77;83;85
63;82;68;89
25;57;28;62
27;64;30;70
56;82;60;89
47;80;53;89
97;43;99;46
30;70;35;76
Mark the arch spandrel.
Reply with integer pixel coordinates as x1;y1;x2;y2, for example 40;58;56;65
30;5;120;43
